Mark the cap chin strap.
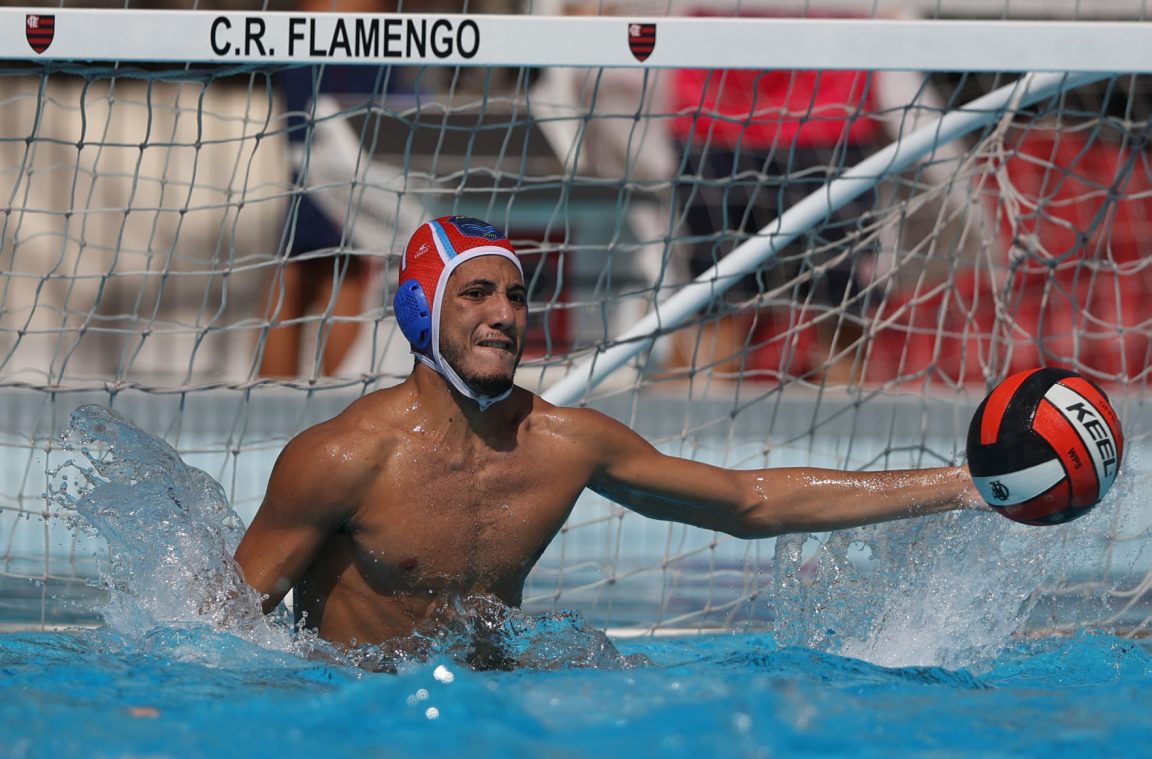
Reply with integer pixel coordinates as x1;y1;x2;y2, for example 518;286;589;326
414;352;512;412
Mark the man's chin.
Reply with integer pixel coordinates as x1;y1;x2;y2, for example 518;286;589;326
464;375;515;398
457;363;516;398
441;344;520;399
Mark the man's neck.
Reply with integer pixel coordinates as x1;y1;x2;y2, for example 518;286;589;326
409;362;520;433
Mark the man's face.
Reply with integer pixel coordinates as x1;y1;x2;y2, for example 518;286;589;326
438;256;528;397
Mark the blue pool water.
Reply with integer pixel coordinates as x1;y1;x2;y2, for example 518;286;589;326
3;626;1152;757
5;404;1152;757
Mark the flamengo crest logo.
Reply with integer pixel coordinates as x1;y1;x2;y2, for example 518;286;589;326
628;22;655;62
26;14;55;54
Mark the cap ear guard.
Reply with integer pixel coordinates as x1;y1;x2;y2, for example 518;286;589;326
393;279;433;353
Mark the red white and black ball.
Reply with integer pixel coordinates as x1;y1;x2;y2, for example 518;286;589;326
966;367;1124;525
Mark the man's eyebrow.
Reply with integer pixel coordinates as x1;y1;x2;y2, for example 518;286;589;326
457;278;526;289
456;277;497;288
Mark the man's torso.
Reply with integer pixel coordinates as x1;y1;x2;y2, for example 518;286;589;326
292;388;595;647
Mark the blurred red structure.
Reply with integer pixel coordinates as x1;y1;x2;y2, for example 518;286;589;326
744;129;1152;386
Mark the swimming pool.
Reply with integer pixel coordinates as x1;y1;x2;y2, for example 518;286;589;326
4;399;1152;757
4;625;1151;757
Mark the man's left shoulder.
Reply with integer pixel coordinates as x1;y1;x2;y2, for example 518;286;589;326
519;393;623;438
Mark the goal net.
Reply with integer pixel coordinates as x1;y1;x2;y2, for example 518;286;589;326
2;4;1150;658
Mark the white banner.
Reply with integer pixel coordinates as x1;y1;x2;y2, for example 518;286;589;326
4;10;1152;71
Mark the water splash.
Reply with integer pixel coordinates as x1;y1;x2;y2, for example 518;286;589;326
47;404;285;649
345;594;647;672
767;506;1094;670
835;513;1050;669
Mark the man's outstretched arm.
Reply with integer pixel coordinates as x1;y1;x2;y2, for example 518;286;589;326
578;409;983;538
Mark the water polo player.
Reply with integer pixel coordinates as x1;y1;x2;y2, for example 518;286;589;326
233;216;984;666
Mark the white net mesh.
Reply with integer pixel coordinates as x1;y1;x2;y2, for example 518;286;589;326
2;5;1151;639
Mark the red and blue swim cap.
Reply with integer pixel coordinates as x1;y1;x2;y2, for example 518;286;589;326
394;216;524;409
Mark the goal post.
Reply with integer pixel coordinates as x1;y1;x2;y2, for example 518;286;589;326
1;7;1150;648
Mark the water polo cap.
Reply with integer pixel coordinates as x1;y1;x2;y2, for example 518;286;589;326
394;216;524;410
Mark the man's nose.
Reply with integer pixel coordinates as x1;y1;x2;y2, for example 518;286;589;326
486;292;518;326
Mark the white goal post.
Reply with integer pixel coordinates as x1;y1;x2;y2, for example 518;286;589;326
1;6;1151;647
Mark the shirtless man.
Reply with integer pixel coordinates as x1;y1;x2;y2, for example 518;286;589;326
234;216;983;655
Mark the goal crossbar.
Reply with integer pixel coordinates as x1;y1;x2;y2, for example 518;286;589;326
3;10;1151;73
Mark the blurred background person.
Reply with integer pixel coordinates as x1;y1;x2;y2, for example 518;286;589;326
258;0;404;378
258;0;486;379
666;5;881;382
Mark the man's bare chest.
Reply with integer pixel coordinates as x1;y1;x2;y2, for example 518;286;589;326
343;444;588;592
